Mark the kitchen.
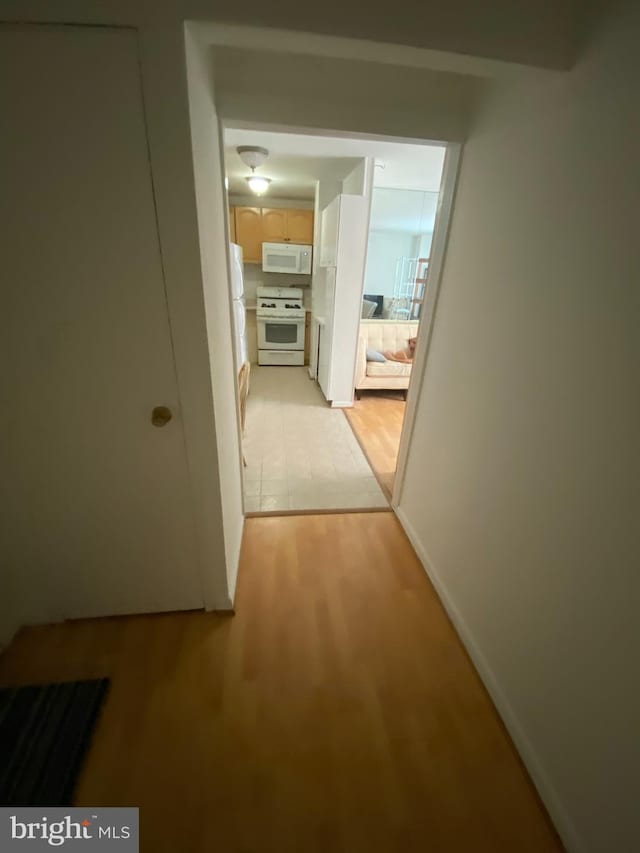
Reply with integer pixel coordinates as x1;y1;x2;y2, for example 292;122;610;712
223;130;389;515
230;190;314;368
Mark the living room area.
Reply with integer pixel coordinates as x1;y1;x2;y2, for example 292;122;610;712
341;176;444;500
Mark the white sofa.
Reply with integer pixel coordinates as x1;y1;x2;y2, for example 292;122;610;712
354;320;419;398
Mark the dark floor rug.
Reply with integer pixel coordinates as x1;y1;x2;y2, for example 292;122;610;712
0;678;110;805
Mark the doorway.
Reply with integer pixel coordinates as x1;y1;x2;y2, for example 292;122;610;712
220;125;456;517
185;28;460;531
344;179;447;499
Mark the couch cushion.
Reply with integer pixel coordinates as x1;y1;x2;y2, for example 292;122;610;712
360;321;419;356
366;360;412;378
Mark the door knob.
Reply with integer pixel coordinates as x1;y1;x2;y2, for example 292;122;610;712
151;406;172;427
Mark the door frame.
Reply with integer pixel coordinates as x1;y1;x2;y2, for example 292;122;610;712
199;24;466;536
220;114;461;509
392;143;461;508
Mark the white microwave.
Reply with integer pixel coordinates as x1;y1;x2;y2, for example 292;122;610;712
262;242;312;275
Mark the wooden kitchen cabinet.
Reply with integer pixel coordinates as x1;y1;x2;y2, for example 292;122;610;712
261;208;288;242
262;208;314;245
232;205;314;263
287;209;314;244
234;207;262;263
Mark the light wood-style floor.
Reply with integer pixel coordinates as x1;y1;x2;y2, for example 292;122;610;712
0;514;561;852
344;392;407;498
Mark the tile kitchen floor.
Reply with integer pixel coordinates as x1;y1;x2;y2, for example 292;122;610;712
242;366;389;514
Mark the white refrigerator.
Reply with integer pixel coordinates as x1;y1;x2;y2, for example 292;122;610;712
230;243;248;368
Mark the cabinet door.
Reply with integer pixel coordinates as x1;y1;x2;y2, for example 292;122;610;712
234;207;262;263
261;208;288;243
287;209;314;244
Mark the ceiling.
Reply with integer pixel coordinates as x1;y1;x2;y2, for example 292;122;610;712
224;149;358;200
224;127;446;201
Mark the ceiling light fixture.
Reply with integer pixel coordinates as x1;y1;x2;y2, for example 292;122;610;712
246;176;271;195
237;146;269;170
237;146;272;196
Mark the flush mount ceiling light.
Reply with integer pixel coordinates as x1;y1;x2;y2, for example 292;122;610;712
246;176;271;195
237;146;269;170
237;146;272;195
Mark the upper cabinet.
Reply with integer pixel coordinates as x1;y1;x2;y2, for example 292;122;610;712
234;207;263;263
262;208;314;244
261;208;288;243
286;209;314;244
233;205;314;263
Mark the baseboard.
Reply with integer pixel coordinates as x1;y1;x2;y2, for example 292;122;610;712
394;505;583;853
330;400;354;408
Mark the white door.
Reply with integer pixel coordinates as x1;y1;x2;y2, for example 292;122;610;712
1;26;203;620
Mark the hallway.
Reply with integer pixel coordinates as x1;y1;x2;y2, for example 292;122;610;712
0;514;561;852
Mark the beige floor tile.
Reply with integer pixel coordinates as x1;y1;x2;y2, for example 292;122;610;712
288;478;318;497
262;462;288;479
244;496;260;513
260;495;290;512
260;478;289;496
243;464;261;481
335;493;376;509
244;366;380;514
288;495;320;511
370;492;390;507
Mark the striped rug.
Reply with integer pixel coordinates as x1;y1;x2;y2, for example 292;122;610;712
0;679;110;805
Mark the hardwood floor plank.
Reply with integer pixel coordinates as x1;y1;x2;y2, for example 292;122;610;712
344;393;406;497
0;514;562;852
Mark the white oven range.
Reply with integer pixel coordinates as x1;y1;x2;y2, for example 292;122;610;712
256;286;306;366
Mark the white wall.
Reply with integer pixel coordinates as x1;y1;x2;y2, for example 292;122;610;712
185;29;244;604
364;231;419;298
398;4;640;851
417;231;433;259
196;0;577;70
342;159;367;195
212;46;483;143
